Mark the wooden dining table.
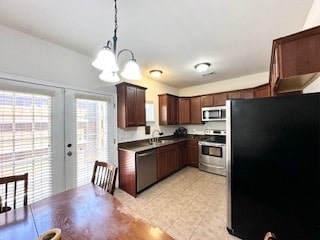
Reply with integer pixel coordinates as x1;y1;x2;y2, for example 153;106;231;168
0;183;174;240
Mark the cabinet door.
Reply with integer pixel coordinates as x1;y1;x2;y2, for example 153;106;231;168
159;95;168;125
157;152;167;180
178;145;187;169
254;85;270;98
280;34;320;78
167;95;179;125
213;93;227;106
159;94;178;125
227;91;243;100
200;95;214;107
171;96;179;125
190;97;202;124
136;88;146;126
178;98;191;124
167;149;178;174
188;140;199;167
126;86;137;126
242;89;254;99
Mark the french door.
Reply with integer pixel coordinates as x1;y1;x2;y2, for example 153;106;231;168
0;78;116;202
64;89;116;190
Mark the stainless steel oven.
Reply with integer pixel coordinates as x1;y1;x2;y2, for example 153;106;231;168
199;129;226;176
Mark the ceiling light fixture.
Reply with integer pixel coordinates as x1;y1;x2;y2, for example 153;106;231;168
92;0;141;82
149;70;163;79
195;62;211;74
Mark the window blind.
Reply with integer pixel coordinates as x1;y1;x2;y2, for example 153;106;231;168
0;90;53;206
75;98;114;187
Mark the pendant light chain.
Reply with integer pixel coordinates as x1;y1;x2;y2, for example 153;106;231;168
113;0;118;54
92;0;142;82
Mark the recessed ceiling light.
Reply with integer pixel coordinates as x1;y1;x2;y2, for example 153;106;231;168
149;70;163;79
195;62;211;74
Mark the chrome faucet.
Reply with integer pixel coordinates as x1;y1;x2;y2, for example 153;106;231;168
151;130;163;143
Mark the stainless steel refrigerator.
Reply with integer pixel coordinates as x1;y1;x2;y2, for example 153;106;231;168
226;93;320;240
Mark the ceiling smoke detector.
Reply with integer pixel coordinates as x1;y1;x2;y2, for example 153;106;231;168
202;71;216;77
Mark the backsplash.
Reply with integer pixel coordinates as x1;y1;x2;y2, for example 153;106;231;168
181;121;226;135
117;123;177;143
118;121;226;143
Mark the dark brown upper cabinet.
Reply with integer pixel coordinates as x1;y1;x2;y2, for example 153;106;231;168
227;90;243;100
213;93;227;106
242;89;254;99
178;97;191;124
254;84;270;98
116;82;146;128
200;95;214;108
269;25;320;96
158;94;179;125
190;96;202;124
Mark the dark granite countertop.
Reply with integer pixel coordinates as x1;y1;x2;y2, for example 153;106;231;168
118;134;204;153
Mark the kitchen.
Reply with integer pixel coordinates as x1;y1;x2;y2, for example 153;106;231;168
1;0;320;240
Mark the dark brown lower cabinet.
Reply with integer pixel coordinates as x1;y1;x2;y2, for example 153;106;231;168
157;151;168;181
177;142;188;169
119;140;199;197
157;144;178;180
188;140;199;167
118;149;137;197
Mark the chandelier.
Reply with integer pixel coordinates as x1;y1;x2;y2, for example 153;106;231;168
92;0;142;82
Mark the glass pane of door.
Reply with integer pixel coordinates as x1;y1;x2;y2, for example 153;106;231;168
76;99;110;186
65;90;115;189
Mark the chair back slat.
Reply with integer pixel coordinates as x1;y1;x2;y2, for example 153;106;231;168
14;181;17;209
91;161;117;195
0;173;28;213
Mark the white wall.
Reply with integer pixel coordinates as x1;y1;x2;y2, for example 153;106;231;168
0;24;115;93
302;0;320;94
179;72;268;96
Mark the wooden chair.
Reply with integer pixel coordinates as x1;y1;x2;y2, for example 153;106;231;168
0;173;28;212
91;161;117;195
264;232;277;240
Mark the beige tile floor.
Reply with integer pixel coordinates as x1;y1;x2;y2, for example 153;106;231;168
114;167;240;240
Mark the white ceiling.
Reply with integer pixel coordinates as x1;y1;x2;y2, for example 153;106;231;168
0;0;314;88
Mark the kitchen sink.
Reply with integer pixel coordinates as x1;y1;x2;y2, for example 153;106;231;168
134;139;176;148
159;139;175;144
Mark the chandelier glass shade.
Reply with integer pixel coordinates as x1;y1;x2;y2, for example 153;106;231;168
92;0;141;82
99;70;120;83
92;44;119;72
121;59;141;80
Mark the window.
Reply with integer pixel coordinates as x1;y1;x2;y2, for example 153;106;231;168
0;90;53;204
146;101;155;122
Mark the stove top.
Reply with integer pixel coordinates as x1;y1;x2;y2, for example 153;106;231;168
201;129;226;144
204;129;226;136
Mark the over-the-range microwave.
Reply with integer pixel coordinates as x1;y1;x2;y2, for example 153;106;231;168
201;106;226;121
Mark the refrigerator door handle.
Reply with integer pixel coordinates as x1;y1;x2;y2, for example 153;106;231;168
226;100;232;231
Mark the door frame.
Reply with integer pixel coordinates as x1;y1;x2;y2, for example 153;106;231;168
0;72;117;194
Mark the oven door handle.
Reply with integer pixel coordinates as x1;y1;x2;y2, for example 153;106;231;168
199;162;225;169
199;142;225;147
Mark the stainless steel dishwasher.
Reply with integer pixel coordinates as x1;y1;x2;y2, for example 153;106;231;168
136;150;157;193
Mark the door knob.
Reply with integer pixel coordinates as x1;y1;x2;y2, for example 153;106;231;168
67;151;72;156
